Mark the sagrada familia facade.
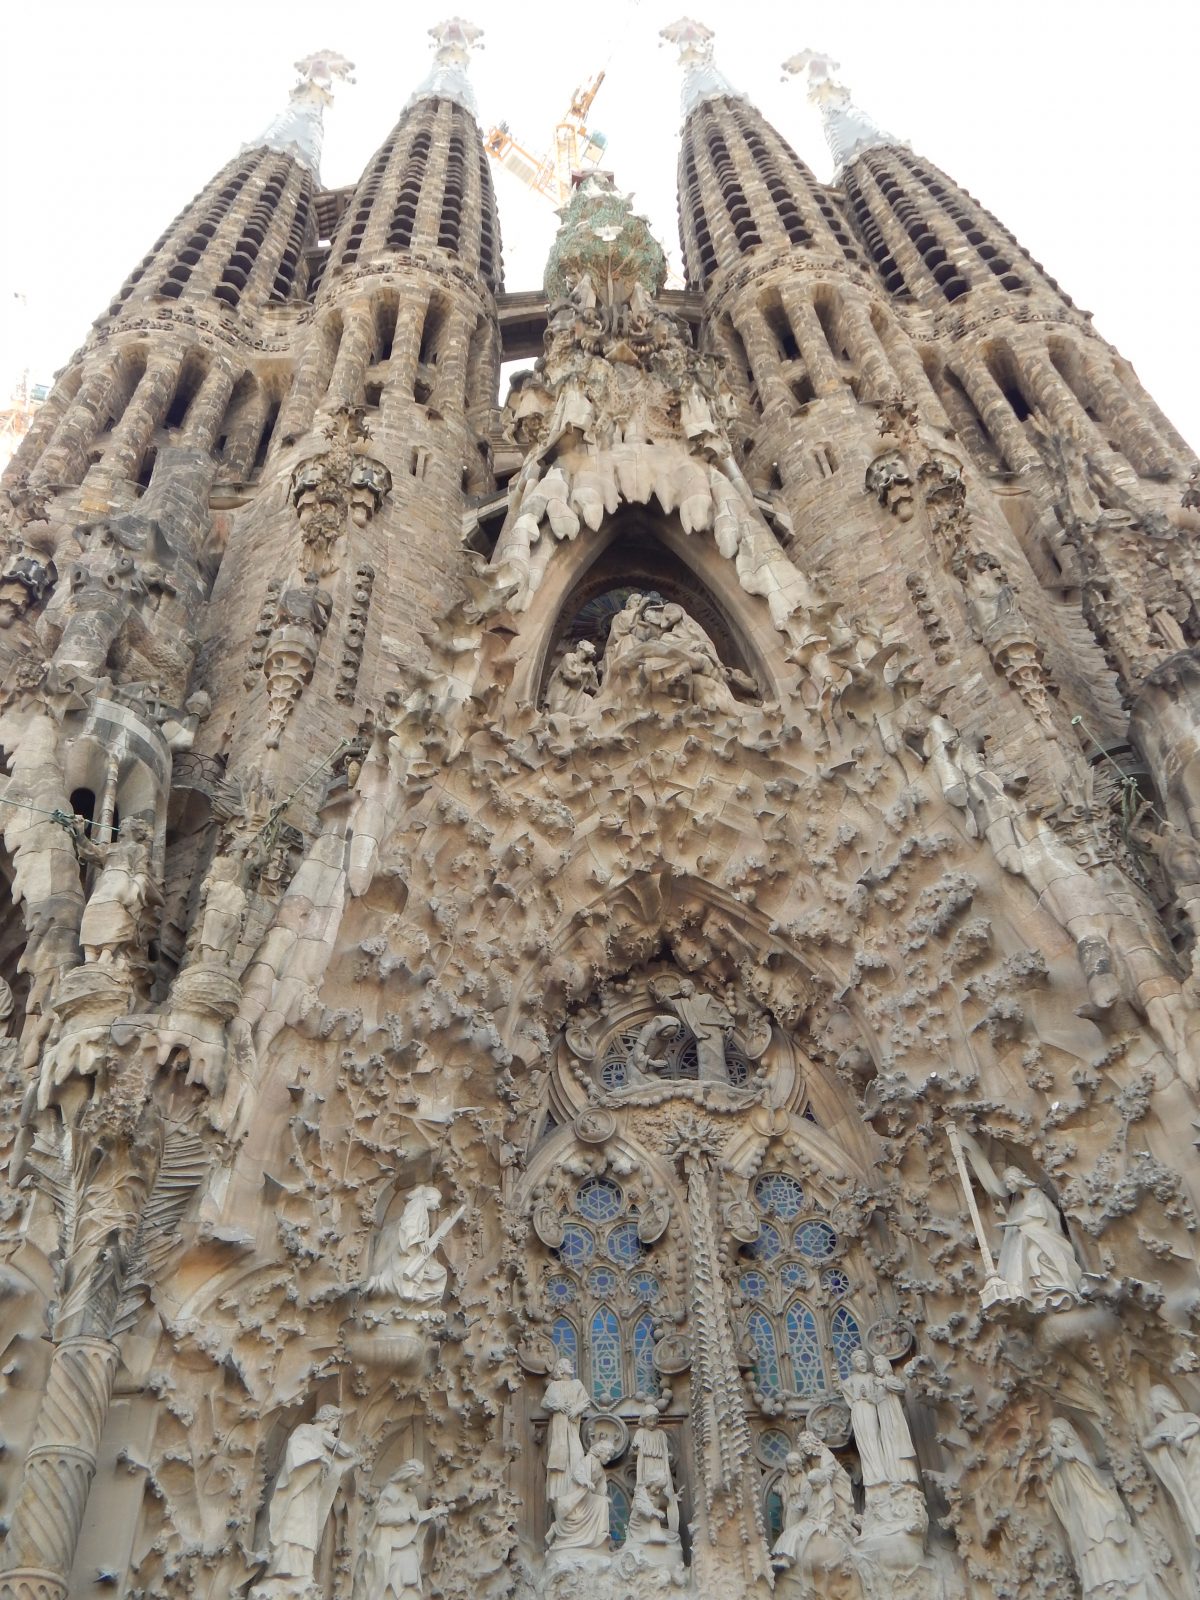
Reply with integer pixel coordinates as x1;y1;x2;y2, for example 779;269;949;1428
0;15;1198;1599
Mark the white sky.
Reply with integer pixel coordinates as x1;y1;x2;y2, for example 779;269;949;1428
2;0;1197;450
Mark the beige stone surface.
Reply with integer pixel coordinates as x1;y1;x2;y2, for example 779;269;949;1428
0;20;1198;1600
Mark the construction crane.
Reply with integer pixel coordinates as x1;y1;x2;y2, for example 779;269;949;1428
484;71;610;207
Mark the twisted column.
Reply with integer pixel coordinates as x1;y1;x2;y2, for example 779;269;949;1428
0;1335;119;1600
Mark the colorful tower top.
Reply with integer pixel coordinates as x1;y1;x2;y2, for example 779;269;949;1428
781;49;901;171
406;17;485;117
660;17;745;115
245;50;356;180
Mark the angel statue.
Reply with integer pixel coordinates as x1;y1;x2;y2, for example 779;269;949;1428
362;1186;463;1310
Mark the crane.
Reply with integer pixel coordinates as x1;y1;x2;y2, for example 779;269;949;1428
484;71;610;207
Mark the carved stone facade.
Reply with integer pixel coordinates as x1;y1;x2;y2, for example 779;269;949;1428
0;18;1197;1600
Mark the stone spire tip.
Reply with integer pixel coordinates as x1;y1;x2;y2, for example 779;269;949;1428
406;17;485;119
782;49;902;171
660;17;745;117
246;49;355;179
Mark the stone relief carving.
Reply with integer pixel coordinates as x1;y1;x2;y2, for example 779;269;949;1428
355;1460;449;1600
1044;1419;1154;1600
252;1406;356;1596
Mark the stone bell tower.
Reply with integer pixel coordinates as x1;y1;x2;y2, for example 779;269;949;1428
2;14;1200;1600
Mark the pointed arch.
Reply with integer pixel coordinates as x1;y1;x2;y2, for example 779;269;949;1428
507;505;792;706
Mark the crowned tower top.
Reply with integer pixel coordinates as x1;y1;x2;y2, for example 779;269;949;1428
406;17;484;117
660;18;746;117
244;50;356;180
781;50;902;172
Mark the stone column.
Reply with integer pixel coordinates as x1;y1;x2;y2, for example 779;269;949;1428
1079;349;1175;478
33;364;126;487
836;296;897;403
732;307;791;415
277;314;343;446
220;381;270;482
326;299;376;411
955;356;1041;474
779;287;842;397
0;1336;120;1600
179;362;237;453
99;352;181;481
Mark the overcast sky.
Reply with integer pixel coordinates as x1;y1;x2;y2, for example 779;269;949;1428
2;0;1197;450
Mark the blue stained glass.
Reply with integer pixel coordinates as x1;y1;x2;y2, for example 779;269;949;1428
747;1310;782;1395
600;1056;627;1089
765;1486;785;1545
590;1306;623;1404
795;1220;838;1262
606;1221;644;1265
546;1276;575;1304
634;1313;657;1397
802;1102;819;1125
551;1317;578;1369
630;1271;660;1303
739;1270;769;1301
759;1429;793;1466
577;1176;622;1222
744;1222;783;1262
780;1261;810;1291
785;1300;828;1396
557;1224;595;1270
831;1306;863;1379
608;1480;631;1547
821;1268;850;1299
754;1173;806;1219
587;1265;618;1297
726;1050;750;1087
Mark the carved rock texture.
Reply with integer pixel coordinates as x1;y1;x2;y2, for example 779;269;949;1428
0;24;1198;1600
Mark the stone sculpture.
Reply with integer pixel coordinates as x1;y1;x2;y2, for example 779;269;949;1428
628;1406;680;1553
1045;1420;1150;1599
545;639;599;716
546;1435;613;1553
543;1358;593;1509
256;1406;355;1593
648;973;734;1082
363;1185;460;1309
77;817;161;972
771;1435;860;1586
1142;1386;1200;1545
841;1349;926;1541
356;1460;449;1600
995;1167;1084;1308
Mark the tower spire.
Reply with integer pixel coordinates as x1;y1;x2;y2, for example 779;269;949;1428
660;18;745;116
246;49;355;179
406;17;485;118
782;49;902;171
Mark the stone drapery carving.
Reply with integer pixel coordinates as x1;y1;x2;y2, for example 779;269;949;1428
362;1185;461;1309
356;1461;449;1600
544;639;599;716
591;591;748;715
543;1359;593;1510
1142;1386;1200;1548
840;1349;927;1542
628;1406;681;1556
254;1406;355;1594
771;1434;862;1588
1044;1420;1152;1599
545;1436;613;1553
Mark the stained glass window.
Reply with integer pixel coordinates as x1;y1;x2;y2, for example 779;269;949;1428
606;1221;644;1265
577;1176;622;1222
600;1054;628;1090
747;1310;782;1395
780;1261;810;1292
758;1429;793;1466
785;1300;827;1396
765;1485;785;1545
754;1172;806;1219
557;1224;595;1270
551;1317;578;1368
630;1271;660;1303
745;1221;783;1262
608;1480;631;1547
795;1220;838;1262
587;1265;618;1298
590;1306;622;1404
739;1270;769;1301
546;1276;575;1305
821;1267;850;1300
831;1305;863;1379
634;1313;657;1397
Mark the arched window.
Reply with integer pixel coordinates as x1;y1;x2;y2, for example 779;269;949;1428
540;1175;667;1407
735;1172;865;1412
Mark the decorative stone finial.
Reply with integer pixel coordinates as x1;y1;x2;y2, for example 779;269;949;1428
245;49;355;179
782;49;902;170
660;18;745;117
543;173;667;304
406;17;485;119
